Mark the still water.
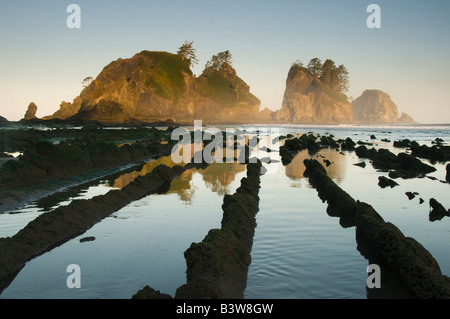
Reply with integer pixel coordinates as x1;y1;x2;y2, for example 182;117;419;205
0;124;449;299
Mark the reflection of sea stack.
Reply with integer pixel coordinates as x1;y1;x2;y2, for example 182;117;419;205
200;162;246;195
285;149;346;182
23;102;38;120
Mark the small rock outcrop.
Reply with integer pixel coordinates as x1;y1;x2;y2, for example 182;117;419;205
79;236;96;243
378;176;399;188
429;198;450;222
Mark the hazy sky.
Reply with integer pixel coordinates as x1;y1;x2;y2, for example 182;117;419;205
0;0;449;123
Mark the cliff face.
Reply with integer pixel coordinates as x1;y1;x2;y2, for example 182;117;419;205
274;67;353;124
48;51;262;124
71;51;195;123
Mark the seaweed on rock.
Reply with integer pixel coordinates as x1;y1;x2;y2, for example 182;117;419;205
133;160;263;299
303;158;450;299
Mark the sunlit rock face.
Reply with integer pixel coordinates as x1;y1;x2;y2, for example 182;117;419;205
49;51;263;125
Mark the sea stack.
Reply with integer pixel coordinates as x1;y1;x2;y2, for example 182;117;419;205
23;102;38;120
274;66;353;124
49;51;262;125
352;89;417;124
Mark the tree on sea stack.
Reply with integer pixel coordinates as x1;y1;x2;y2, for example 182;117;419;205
318;59;350;94
203;50;233;75
307;58;322;77
291;59;304;69
82;76;93;88
177;40;199;68
337;64;349;94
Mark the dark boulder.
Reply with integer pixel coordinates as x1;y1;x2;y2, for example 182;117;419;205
378;176;399;188
405;192;418;200
341;137;356;151
79;236;96;243
393;139;412;148
354;162;366;168
429;198;450;222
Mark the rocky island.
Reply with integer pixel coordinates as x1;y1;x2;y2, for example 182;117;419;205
43;50;264;125
273;61;354;124
352;89;417;124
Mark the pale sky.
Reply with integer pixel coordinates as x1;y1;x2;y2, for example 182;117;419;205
0;0;449;123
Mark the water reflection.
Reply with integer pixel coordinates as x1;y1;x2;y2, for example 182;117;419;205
1;143;249;237
284;149;348;184
111;155;180;189
110;155;246;204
